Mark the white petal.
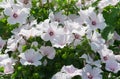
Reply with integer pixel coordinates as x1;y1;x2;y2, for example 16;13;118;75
7;17;16;24
33;61;42;67
4;8;12;16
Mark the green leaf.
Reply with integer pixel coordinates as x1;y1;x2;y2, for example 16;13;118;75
101;26;115;40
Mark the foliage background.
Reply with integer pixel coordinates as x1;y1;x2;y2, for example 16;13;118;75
0;0;120;79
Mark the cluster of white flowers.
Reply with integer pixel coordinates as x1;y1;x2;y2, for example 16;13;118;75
0;0;120;79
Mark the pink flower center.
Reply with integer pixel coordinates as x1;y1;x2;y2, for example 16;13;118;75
66;68;75;73
110;67;115;72
92;21;96;26
49;31;54;36
103;56;108;61
27;59;34;63
74;34;80;39
55;18;60;22
43;50;49;56
23;0;29;4
13;13;18;18
87;72;93;79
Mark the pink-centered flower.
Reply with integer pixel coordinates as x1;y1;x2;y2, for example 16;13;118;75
81;64;102;79
4;4;29;25
41;22;58;41
105;59;120;73
85;10;106;31
98;46;115;63
72;27;86;46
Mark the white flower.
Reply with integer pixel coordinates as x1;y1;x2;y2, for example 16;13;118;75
81;54;101;68
52;65;82;79
98;46;115;63
5;35;25;53
51;34;73;48
115;55;120;62
19;49;43;66
47;22;73;48
98;0;109;9
0;54;9;63
49;11;67;24
90;31;105;43
74;10;88;25
63;20;78;34
4;4;29;25
61;65;82;77
88;31;105;52
52;72;71;79
68;14;79;21
3;63;14;74
105;59;120;73
109;0;119;5
39;46;56;59
0;55;15;74
0;0;14;9
85;9;106;31
5;36;18;52
81;64;102;79
17;44;23;53
0;58;15;74
98;0;119;9
72;27;86;46
16;0;32;8
41;22;58;41
36;19;49;31
19;27;42;39
40;21;73;48
90;42;104;53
